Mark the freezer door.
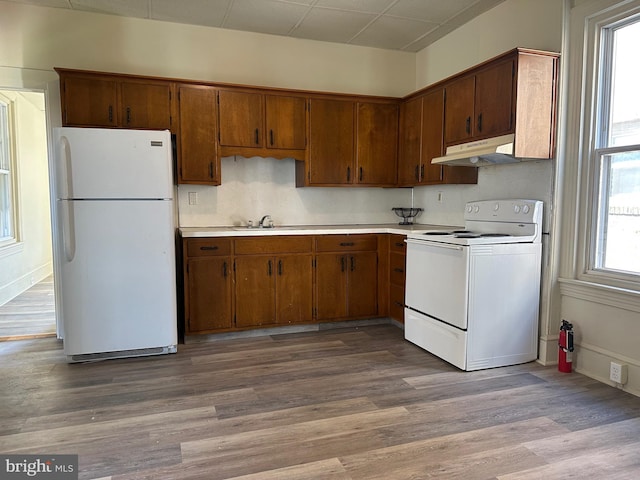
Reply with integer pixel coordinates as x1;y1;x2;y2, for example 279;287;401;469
55;127;173;199
59;199;177;356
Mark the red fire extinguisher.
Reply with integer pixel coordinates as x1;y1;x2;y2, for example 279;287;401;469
558;320;574;373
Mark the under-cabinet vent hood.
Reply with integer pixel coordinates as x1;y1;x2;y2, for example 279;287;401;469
432;134;518;167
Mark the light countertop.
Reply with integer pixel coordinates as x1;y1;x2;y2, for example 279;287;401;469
179;223;458;238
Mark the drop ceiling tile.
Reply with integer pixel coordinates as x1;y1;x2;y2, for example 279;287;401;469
351;15;436;51
404;23;459;52
293;7;377;43
223;0;309;36
446;0;506;26
150;0;232;28
313;0;394;14
4;0;71;8
69;0;149;19
386;0;478;23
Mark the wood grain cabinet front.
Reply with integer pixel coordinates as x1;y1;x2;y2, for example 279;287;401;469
183;238;233;334
234;236;313;328
314;234;378;321
387;234;406;323
217;90;307;160
57;69;172;130
398;88;477;187
177;85;219;185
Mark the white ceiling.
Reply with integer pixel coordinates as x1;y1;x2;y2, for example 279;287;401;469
7;0;506;52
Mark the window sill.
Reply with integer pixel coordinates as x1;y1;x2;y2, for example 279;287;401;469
558;278;640;314
0;241;23;259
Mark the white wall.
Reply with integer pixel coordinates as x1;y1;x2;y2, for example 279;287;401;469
0;90;52;305
415;0;563;89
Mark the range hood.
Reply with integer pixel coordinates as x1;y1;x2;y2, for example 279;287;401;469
432;134;518;167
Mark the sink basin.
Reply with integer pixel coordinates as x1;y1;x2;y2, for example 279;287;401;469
232;226;297;231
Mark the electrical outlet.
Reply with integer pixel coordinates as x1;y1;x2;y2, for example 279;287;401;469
610;362;628;384
437;191;443;203
188;192;198;205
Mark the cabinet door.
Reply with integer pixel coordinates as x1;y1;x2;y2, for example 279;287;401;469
121;81;172;130
421;88;445;183
347;252;378;318
178;85;219;184
356;102;398;185
265;95;306;150
308;98;355;185
186;257;232;333
218;90;264;148
398;97;423;186
474;59;515;138
235;256;276;327
276;255;313;324
444;75;475;145
315;254;348;320
62;75;118;127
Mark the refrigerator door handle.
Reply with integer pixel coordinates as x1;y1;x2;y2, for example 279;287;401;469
61;200;76;262
58;135;74;199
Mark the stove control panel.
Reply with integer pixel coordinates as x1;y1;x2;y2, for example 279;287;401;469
464;199;543;223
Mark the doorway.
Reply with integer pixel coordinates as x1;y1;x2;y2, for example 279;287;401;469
0;89;56;340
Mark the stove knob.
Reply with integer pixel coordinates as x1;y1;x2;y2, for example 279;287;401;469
514;205;521;213
493;203;500;211
467;205;473;213
523;204;530;214
473;205;480;213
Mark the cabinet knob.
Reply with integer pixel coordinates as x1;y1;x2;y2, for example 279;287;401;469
339;242;355;247
255;128;259;145
477;113;483;132
465;116;471;134
270;129;274;146
126;107;131;125
199;246;218;251
359;167;363;182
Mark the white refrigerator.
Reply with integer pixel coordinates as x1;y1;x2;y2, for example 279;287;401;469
53;127;178;362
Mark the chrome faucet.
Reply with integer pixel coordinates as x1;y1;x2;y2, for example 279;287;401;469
259;215;273;228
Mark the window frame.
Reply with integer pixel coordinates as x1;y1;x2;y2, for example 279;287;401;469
0;92;19;250
575;2;640;291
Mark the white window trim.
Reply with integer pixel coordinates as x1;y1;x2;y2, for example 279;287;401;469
0;92;20;250
563;0;640;294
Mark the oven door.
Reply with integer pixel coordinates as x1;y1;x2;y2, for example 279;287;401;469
405;239;469;330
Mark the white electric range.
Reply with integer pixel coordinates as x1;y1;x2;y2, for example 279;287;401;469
404;199;543;371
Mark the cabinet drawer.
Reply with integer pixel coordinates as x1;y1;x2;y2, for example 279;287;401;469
389;283;405;323
315;234;378;252
389;234;407;253
235;235;312;255
186;238;232;257
390;252;406;286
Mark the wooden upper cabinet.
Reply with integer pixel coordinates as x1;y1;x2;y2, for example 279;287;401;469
444;57;516;146
398;88;477;187
120;81;172;130
265;95;306;150
177;85;219;185
307;98;355;185
398;96;422;185
443;49;558;159
218;90;264;148
58;69;172;130
356;102;399;186
61;75;118;127
421;89;445;184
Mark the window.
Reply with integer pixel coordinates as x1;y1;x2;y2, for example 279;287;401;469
588;14;640;281
0;96;16;246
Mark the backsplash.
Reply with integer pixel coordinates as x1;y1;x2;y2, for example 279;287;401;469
177;156;410;227
177;156;553;230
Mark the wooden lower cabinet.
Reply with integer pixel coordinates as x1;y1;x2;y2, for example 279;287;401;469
235;254;313;328
183;233;387;336
183;238;233;334
314;234;378;321
388;234;406;323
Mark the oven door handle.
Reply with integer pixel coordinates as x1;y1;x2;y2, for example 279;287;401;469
406;239;464;251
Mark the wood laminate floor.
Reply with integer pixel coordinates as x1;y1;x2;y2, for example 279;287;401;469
0;275;56;340
1;324;639;479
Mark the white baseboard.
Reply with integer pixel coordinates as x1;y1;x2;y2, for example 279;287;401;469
0;263;53;306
